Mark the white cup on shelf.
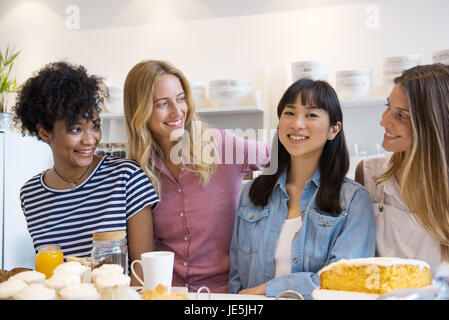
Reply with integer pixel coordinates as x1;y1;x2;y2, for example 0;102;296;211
131;251;174;293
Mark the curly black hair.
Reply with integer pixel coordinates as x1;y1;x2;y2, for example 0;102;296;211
13;61;108;139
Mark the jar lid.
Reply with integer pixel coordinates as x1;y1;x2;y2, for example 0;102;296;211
111;142;126;147
93;231;125;241
37;244;61;252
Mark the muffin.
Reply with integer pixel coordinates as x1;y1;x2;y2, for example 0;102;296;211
59;283;100;300
53;261;90;283
0;279;28;300
91;264;124;282
9;270;45;285
13;283;56;300
94;273;130;300
44;273;81;298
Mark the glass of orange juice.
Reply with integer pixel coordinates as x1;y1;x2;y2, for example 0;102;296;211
35;244;64;279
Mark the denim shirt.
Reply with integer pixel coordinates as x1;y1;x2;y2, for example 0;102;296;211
228;169;376;299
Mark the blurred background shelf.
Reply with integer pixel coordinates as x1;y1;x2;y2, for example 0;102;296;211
340;97;386;108
196;105;263;115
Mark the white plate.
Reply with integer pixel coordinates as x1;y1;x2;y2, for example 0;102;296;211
312;289;379;300
188;292;273;300
127;288;142;300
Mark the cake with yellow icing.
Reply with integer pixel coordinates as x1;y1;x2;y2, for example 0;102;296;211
318;257;432;294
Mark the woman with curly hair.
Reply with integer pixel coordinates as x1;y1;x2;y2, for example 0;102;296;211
355;63;449;274
13;61;159;279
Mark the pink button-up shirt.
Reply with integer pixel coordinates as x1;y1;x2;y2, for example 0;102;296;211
152;129;270;293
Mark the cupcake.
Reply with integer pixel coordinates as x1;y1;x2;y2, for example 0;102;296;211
94;273;130;300
13;283;56;300
53;261;90;283
91;264;123;282
9;270;45;285
44;273;81;298
0;279;28;300
59;283;100;300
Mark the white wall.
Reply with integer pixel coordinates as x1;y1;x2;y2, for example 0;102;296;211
1;0;448;152
1;0;448;127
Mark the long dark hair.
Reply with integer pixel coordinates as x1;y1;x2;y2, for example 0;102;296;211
249;79;349;214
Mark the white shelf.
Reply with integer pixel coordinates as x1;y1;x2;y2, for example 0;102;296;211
100;105;264;120
196;105;263;116
340;97;386;108
101;112;125;120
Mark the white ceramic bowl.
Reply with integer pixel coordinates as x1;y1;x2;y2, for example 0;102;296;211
192;92;206;108
432;49;449;63
209;79;252;89
335;69;371;79
336;76;371;99
291;60;328;69
209;88;253;106
190;82;207;90
383;55;421;68
291;70;328;82
382;67;408;77
189;82;207;108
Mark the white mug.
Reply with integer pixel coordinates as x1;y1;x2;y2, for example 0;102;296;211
131;251;174;293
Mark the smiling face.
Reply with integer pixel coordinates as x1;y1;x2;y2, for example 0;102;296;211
148;73;188;147
39;110;102;172
380;83;413;153
278;94;341;160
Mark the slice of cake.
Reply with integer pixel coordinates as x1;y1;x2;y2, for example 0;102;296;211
318;257;432;294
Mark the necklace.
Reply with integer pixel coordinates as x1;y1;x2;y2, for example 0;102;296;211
53;164;92;190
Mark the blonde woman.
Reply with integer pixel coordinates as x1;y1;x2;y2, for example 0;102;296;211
123;60;270;293
355;63;449;273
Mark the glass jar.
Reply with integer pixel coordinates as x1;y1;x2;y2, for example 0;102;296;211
91;231;128;274
104;143;112;156
111;143;126;158
35;244;64;279
95;143;107;156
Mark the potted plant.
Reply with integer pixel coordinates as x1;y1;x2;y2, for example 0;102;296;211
0;45;20;132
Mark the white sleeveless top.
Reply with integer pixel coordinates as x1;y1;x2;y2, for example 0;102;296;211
363;154;442;275
274;216;302;278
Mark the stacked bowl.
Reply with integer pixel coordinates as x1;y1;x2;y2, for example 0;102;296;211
432;49;449;65
335;69;372;99
209;79;253;107
190;82;207;108
290;60;328;82
382;55;421;93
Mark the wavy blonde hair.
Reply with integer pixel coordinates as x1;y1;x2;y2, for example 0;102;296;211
123;60;217;196
375;63;449;259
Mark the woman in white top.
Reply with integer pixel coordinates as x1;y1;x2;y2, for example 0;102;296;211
355;63;449;273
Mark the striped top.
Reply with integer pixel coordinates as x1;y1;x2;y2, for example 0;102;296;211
20;156;159;257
